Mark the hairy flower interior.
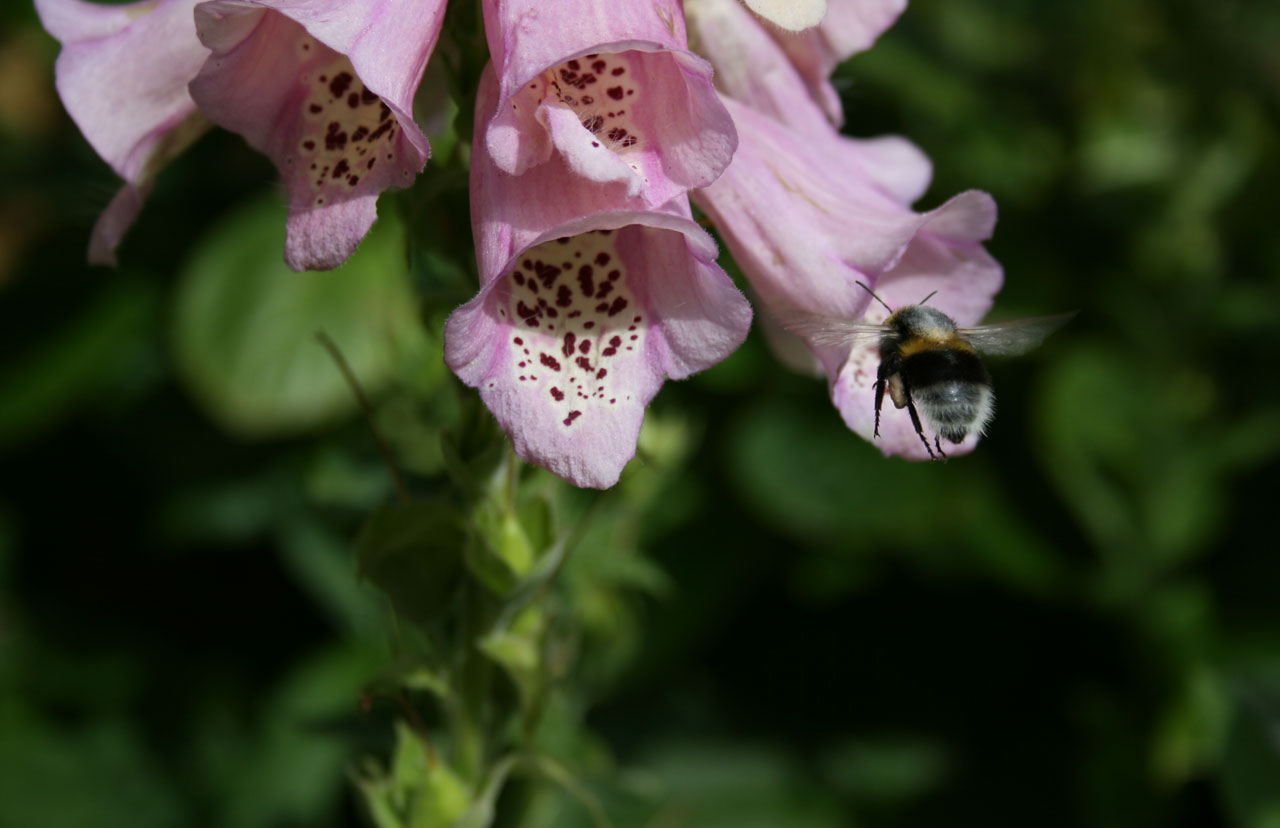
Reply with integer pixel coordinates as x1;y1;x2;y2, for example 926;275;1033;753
524;53;646;158
287;35;401;208
490;230;649;429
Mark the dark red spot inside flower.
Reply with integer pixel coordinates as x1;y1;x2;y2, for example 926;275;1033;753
348;92;360;108
513;337;524;345
514;272;525;286
577;265;594;296
597;368;608;379
567;59;580;70
550;387;564;401
607;86;624;100
309;104;322;114
533;261;561;288
562;332;576;357
608;297;628;316
361;87;378;104
303;140;315;150
540;353;561;371
595;281;614;299
583;115;604;133
592;60;606;73
332;159;349;179
325;123;348;150
329;72;353;97
563;410;581;427
611;66;625;76
352;126;369;141
576;356;592;371
578;340;591;354
607;127;628;143
584;321;595;329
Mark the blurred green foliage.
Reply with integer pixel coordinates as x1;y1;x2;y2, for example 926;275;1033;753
3;0;1280;826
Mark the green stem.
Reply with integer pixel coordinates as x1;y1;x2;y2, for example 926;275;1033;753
453;579;493;786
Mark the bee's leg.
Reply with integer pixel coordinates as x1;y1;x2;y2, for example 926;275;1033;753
904;394;937;460
873;378;886;439
934;434;948;461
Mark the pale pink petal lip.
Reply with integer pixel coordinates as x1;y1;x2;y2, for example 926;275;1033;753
446;66;751;489
482;0;736;205
190;0;444;270
36;0;211;264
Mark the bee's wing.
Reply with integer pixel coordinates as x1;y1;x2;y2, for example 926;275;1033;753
769;309;886;350
957;312;1076;357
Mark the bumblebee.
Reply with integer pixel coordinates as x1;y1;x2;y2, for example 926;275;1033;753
783;283;1073;459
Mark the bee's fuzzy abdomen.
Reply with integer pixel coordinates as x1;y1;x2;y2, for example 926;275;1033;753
901;348;995;444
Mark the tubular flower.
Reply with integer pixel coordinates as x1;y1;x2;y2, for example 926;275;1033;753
445;68;751;489
688;0;1003;460
686;0;928;204
769;0;907;126
35;0;212;266
190;0;444;271
480;0;736;207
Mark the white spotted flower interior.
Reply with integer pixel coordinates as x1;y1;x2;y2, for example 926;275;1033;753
446;68;751;489
35;0;212;266
190;0;445;270
481;0;736;207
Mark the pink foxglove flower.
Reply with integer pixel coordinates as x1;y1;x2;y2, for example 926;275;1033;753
445;68;751;489
770;0;907;126
689;0;1003;460
480;0;736;207
36;0;212;266
190;0;444;271
687;0;928;205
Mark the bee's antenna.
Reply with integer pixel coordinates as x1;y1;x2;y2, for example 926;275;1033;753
855;280;894;314
919;290;939;306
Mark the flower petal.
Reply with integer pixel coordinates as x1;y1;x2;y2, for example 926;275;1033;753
772;0;907;124
88;182;147;267
447;67;751;489
36;0;211;263
482;0;735;204
687;0;929;203
190;0;442;270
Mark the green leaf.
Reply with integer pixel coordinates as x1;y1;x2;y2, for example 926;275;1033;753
172;195;427;438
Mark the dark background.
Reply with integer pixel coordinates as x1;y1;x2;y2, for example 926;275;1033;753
2;0;1279;826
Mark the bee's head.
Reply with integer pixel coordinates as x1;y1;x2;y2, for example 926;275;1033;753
885;305;958;341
